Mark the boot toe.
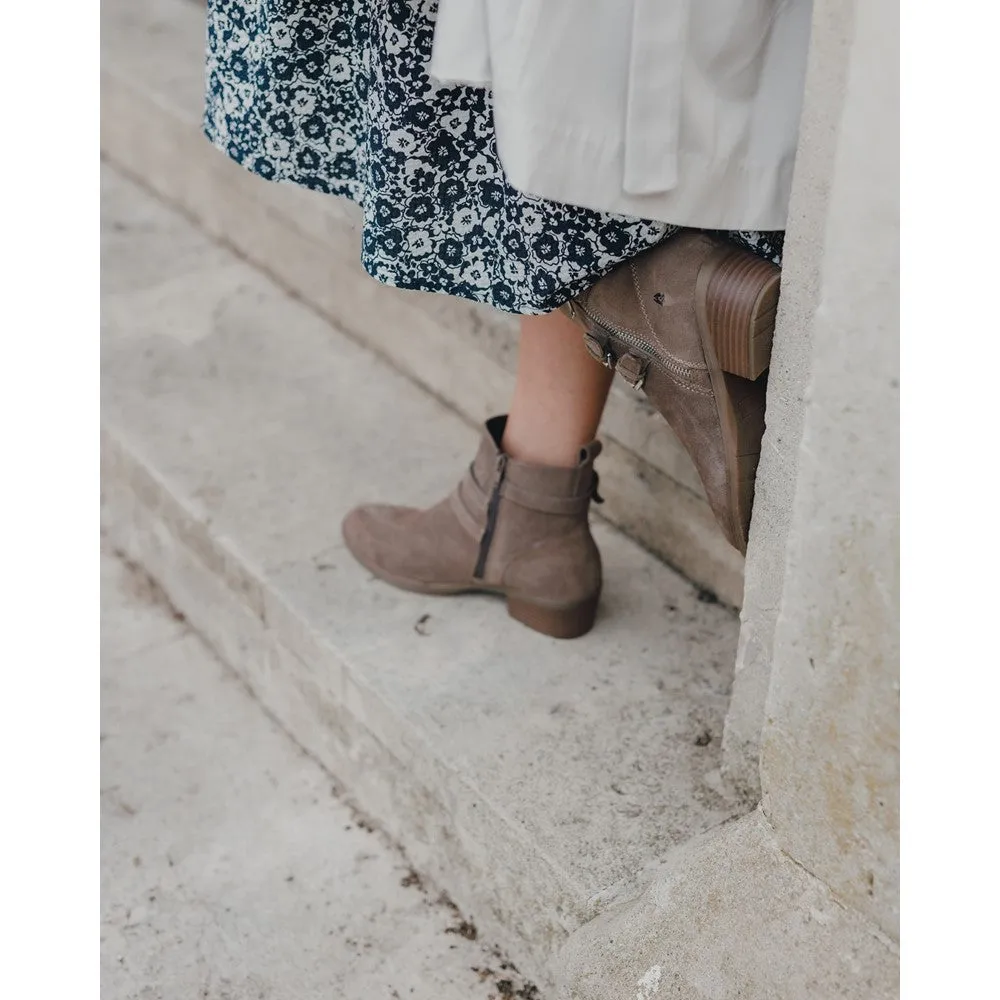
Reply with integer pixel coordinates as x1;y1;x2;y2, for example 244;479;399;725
341;503;418;579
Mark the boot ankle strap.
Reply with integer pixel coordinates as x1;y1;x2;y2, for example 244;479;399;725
499;478;596;516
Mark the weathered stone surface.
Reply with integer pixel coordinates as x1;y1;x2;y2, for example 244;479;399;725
722;0;864;802
759;0;899;941
554;812;898;1000
101;549;543;1000
101;164;747;986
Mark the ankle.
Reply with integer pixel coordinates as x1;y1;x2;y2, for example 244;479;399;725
501;422;584;468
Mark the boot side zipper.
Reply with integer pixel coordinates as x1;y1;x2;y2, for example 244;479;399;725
473;454;508;580
575;302;706;385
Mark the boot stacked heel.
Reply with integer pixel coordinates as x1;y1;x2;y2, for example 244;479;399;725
506;593;600;640
698;248;781;381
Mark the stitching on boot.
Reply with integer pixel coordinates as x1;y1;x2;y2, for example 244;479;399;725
627;260;711;376
629;261;659;340
588;300;710;382
585;312;715;398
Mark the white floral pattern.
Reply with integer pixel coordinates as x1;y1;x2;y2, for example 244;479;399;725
205;0;784;315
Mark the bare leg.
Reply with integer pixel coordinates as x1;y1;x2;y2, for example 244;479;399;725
502;309;614;467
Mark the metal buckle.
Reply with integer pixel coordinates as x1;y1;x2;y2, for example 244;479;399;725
616;352;649;392
583;331;617;370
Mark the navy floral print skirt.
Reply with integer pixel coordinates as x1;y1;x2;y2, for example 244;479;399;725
204;0;784;315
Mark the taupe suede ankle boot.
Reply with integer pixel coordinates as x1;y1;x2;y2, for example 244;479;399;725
564;231;780;554
341;416;604;639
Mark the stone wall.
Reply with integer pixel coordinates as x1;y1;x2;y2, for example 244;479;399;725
759;0;900;940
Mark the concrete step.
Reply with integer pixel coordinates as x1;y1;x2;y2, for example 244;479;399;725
101;163;744;990
99;0;746;607
102;548;544;1000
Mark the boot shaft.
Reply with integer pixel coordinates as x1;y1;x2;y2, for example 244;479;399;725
460;417;603;587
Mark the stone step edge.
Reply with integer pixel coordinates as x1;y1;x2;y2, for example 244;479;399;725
102;423;617;990
100;61;745;608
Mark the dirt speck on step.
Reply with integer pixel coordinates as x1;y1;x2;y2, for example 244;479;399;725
414;613;432;636
437;891;460;913
445;919;478;941
472;960;540;999
400;868;423;891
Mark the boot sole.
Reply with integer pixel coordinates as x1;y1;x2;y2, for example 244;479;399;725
348;565;600;640
506;592;600;640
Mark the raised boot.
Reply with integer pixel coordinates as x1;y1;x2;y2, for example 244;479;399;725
564;231;781;553
341;416;604;639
